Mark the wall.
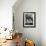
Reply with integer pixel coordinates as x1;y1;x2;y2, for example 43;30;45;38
13;0;41;46
0;0;17;39
0;0;16;30
41;0;46;46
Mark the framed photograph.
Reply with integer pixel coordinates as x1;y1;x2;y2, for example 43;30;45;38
23;12;36;28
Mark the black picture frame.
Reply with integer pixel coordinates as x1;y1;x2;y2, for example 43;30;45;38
23;12;36;28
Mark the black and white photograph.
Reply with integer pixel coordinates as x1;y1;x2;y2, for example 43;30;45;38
23;12;36;27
